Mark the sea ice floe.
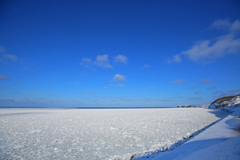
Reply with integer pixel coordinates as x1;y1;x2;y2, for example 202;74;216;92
0;108;229;160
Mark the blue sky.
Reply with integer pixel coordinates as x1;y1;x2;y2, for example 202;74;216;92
0;0;240;107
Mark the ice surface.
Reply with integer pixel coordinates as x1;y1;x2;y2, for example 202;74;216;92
0;108;229;160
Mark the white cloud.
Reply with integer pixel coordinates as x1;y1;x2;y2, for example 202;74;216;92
80;58;93;68
210;19;240;33
113;74;126;82
80;54;130;69
94;55;112;68
194;91;203;94
80;55;112;68
169;19;240;64
84;91;96;94
173;54;182;63
181;35;240;63
104;86;109;89
229;89;240;93
207;86;216;90
0;54;18;64
214;89;240;98
114;54;128;64
0;75;11;80
232;20;240;32
167;54;182;64
0;47;18;63
200;79;213;84
3;54;18;61
75;81;79;85
190;86;197;89
210;19;232;31
116;83;126;87
170;79;184;84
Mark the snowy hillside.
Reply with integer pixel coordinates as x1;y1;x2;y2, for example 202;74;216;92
208;94;240;109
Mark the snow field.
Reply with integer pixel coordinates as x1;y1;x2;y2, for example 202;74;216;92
0;108;229;160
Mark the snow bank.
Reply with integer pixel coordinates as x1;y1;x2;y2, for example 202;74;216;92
181;135;240;160
150;107;240;160
133;95;240;160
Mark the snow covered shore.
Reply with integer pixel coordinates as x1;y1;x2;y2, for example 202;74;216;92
134;107;240;160
0;108;229;160
134;94;240;160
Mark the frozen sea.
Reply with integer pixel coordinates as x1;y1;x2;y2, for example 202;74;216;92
0;108;229;160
